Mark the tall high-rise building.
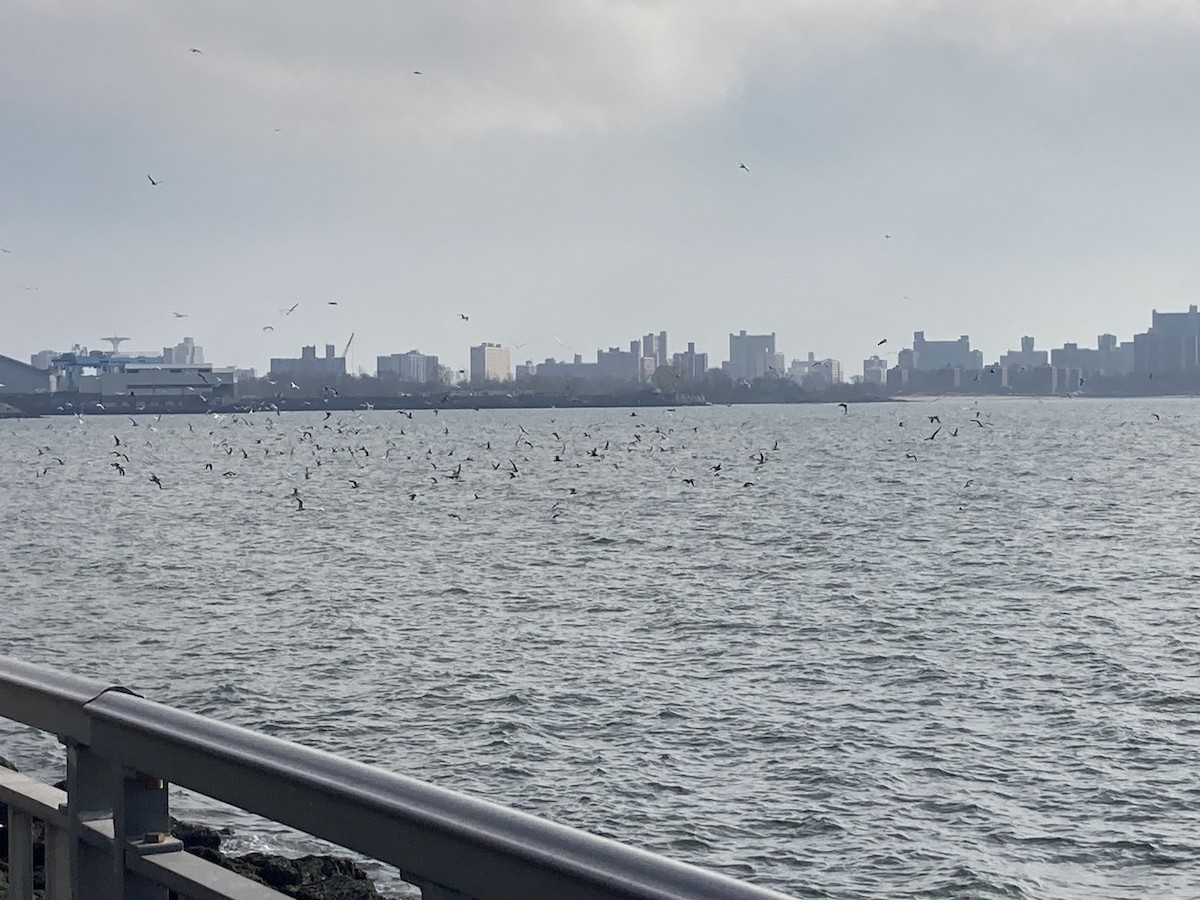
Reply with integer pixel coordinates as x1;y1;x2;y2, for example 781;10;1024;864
377;350;441;383
999;336;1048;367
725;331;777;381
898;332;983;370
163;336;203;365
671;341;708;379
863;355;888;385
1133;306;1200;374
470;343;511;382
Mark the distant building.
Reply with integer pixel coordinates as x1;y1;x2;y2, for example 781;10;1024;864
515;360;538;379
163;337;203;365
1051;334;1134;376
269;344;347;380
790;352;842;386
470;343;511;382
0;354;53;393
81;364;219;398
863;355;888;386
725;331;777;381
534;345;640;381
671;342;709;379
30;350;57;370
600;345;640;380
898;331;983;371
998;336;1047;368
1132;307;1200;375
640;331;668;369
377;350;441;383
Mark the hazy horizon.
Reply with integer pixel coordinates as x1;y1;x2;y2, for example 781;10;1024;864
4;1;1199;375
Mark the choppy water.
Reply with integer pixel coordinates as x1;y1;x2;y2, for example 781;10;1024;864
2;398;1200;898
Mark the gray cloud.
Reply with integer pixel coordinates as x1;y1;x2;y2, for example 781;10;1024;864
3;1;1200;373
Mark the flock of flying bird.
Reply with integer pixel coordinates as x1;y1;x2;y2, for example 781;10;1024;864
5;393;1031;523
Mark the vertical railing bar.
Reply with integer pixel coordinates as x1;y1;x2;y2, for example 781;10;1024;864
7;805;35;900
46;817;73;900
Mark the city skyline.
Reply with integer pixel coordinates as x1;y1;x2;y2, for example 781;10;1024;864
6;308;1178;385
4;4;1200;375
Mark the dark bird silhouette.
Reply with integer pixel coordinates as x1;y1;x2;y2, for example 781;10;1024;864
285;302;299;315
837;403;848;414
683;478;695;486
149;474;163;489
739;161;750;172
204;462;213;470
348;479;360;488
926;427;941;440
1151;413;1161;421
905;453;917;461
295;496;305;511
148;175;163;186
742;482;754;488
413;70;422;75
189;47;203;54
173;312;188;318
110;462;125;476
928;415;940;423
876;338;887;346
459;313;469;321
327;300;338;305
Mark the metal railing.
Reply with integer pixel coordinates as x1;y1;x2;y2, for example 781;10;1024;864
0;658;793;900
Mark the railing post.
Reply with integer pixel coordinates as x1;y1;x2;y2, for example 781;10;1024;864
6;805;35;900
45;821;72;900
113;770;175;900
66;740;118;899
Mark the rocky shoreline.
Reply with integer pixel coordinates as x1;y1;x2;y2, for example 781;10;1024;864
0;755;390;899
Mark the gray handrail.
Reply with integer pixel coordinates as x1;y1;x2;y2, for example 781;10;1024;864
0;658;795;900
0;657;131;741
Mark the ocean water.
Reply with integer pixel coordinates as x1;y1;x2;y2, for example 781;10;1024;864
2;397;1199;898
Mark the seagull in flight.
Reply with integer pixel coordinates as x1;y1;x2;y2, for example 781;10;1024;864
877;338;887;346
285;302;299;315
189;47;203;54
148;175;163;186
173;312;188;318
459;313;469;321
413;70;422;76
262;325;274;332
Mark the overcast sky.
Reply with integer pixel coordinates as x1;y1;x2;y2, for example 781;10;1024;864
3;1;1199;376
